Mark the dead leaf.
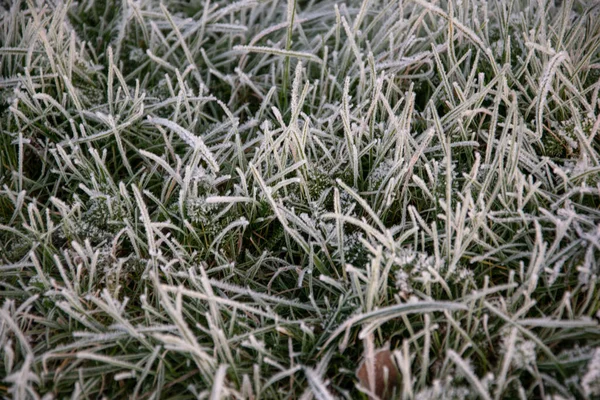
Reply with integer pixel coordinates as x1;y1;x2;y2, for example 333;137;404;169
356;347;401;400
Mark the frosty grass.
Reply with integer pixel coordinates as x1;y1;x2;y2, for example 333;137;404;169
1;0;600;398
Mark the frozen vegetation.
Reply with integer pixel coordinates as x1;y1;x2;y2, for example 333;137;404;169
1;0;600;398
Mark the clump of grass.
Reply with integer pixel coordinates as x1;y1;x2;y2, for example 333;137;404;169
1;0;600;398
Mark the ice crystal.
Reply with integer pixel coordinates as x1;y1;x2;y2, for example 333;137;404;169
582;347;600;397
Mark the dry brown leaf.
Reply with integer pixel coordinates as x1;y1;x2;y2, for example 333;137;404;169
356;347;401;400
